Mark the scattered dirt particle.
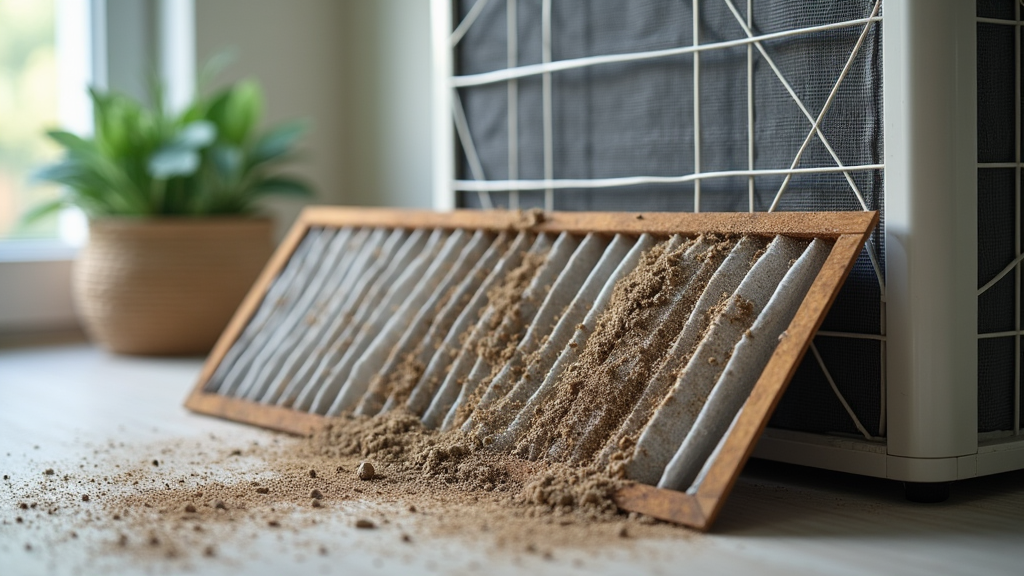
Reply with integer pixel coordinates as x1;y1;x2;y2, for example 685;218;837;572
402;534;412;543
203;546;216;557
309;488;323;500
408;504;417;513
184;504;196;513
44;468;54;475
18;503;27;510
213;500;227;510
268;520;280;527
357;462;375;481
311;499;322;508
152;460;159;467
308;469;317;479
15;517;23;523
355;519;376;529
81;494;89;502
255;487;269;495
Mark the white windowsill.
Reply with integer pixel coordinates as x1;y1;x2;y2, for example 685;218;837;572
0;240;79;334
0;239;79;263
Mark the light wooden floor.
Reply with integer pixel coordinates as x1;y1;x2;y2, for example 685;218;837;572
1;343;1022;575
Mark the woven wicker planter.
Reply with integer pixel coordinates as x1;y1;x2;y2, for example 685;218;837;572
74;217;273;355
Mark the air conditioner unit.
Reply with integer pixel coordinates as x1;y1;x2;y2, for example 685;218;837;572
431;0;1024;499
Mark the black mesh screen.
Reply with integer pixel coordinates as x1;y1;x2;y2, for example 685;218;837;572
977;2;1020;434
979;337;1015;432
455;0;884;437
978;169;1016;335
978;0;1016;20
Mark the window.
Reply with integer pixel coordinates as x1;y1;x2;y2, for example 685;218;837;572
0;0;193;334
0;0;62;240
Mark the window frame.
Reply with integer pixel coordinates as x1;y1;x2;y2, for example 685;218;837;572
0;0;195;336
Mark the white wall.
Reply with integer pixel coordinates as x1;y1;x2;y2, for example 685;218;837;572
194;0;435;234
342;0;435;209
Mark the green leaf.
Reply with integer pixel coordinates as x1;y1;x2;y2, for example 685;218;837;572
197;49;237;94
219;81;263;145
31;161;83;185
20;198;68;225
46;130;95;154
210;145;243;181
249;175;314;197
149;147;201;179
249;121;307;167
172;120;217;149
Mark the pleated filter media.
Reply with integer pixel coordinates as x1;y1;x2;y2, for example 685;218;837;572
186;207;876;529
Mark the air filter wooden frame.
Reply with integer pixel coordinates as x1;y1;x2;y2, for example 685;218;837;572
185;206;878;531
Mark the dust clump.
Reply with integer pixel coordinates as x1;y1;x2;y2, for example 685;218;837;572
509;208;545;231
520;465;625;520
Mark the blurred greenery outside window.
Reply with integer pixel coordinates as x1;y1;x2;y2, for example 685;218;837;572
0;0;63;240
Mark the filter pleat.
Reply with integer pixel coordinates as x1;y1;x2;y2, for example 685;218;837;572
204;227;322;392
405;232;533;416
512;234;698;464
561;235;737;467
292;229;435;410
463;232;611;432
332;229;479;413
439;232;582;431
238;228;364;399
311;229;452;415
597;235;766;468
378;232;513;414
493;233;657;456
275;229;430;408
658;238;831;490
421;233;555;428
623;235;809;485
217;228;356;397
261;228;419;405
470;234;635;440
248;228;408;402
353;230;496;416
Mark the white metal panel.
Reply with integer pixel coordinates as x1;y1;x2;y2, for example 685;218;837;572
430;0;455;210
883;0;978;460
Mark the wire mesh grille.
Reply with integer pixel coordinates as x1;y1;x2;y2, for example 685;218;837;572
451;0;885;438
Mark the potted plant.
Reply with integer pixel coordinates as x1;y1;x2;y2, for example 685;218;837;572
29;76;312;355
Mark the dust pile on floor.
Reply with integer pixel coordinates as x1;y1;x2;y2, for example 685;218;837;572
0;419;686;569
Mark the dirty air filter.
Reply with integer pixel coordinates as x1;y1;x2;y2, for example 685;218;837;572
186;206;877;530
